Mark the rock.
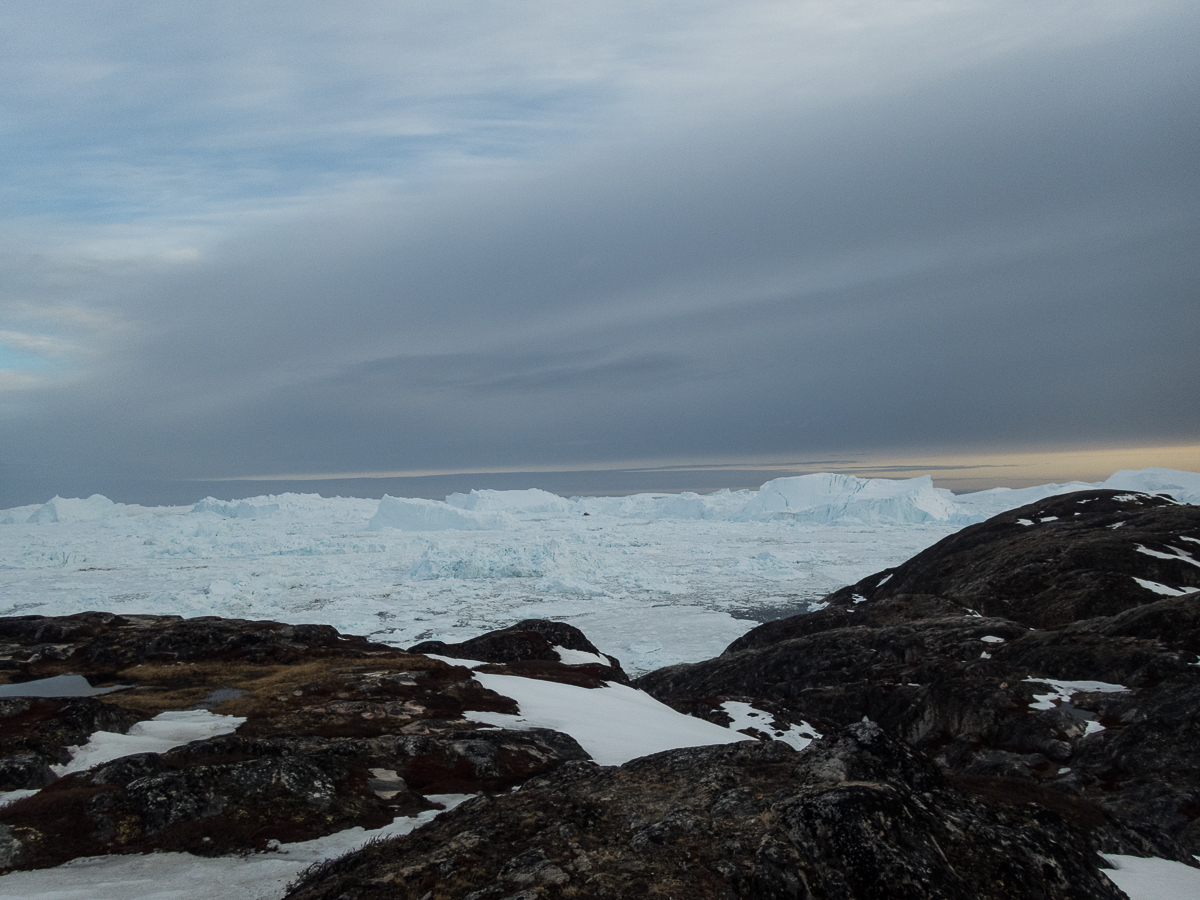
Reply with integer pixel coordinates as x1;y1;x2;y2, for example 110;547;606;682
819;490;1200;629
1;725;589;868
409;619;627;682
0;614;602;871
282;724;1126;900
0;697;141;789
636;493;1200;858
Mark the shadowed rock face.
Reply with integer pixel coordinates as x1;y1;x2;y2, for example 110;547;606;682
636;491;1200;858
282;723;1126;900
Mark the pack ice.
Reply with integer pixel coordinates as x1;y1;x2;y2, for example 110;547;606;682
2;468;1197;675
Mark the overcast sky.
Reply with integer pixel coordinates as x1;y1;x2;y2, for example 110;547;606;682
1;1;1198;507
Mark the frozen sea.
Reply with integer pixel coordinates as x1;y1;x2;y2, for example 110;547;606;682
3;468;1197;674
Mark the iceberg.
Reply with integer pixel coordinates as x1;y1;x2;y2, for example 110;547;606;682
26;494;121;524
368;495;499;531
445;487;573;517
739;473;960;525
1099;467;1200;504
191;497;281;519
952;467;1200;519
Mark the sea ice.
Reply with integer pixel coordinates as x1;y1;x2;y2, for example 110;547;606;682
1;468;1196;676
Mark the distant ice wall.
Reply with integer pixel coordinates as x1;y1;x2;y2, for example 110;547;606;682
5;467;1199;529
364;468;1200;531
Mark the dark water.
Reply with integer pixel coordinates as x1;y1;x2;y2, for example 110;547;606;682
0;673;128;698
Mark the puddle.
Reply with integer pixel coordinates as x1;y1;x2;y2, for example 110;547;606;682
0;674;130;698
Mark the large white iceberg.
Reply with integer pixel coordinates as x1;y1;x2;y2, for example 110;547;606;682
739;473;960;525
1099;467;1200;504
953;467;1200;519
191;497;280;519
25;494;121;524
445;488;573;517
368;495;499;531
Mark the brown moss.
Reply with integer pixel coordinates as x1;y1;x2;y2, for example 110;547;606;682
951;774;1110;830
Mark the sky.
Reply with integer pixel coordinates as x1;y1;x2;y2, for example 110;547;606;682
1;1;1198;508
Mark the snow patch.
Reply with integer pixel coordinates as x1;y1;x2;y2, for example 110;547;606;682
467;673;751;766
1135;543;1200;569
52;710;245;776
553;645;611;667
722;701;822;751
0;797;471;900
1101;854;1200;900
1132;577;1192;597
1025;677;1128;711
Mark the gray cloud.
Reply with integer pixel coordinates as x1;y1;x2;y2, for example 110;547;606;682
2;2;1198;506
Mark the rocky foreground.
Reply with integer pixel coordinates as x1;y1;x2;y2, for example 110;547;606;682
0;488;1197;898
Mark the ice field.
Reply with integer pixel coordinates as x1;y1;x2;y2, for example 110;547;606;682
3;468;1198;675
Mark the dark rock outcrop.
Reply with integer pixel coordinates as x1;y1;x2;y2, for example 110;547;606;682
0;612;361;670
0;614;607;871
283;722;1125;900
636;491;1200;859
0;697;141;789
409;619;628;684
2;727;588;868
820;489;1196;630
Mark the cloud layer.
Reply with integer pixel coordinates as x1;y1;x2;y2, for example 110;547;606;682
2;2;1198;505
